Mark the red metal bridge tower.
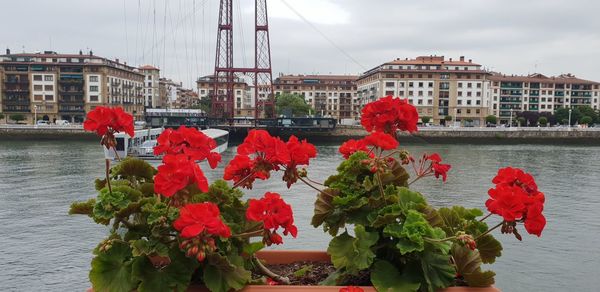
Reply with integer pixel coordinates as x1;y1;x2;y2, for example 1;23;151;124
212;0;275;119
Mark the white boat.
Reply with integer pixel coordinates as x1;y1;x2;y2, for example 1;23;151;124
105;128;229;160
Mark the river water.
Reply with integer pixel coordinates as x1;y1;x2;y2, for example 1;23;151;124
0;139;599;291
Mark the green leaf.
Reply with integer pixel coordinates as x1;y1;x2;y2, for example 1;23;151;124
397;187;427;214
476;235;503;264
242;242;264;256
379;160;410;187
131;239;169;257
368;204;403;228
327;225;379;274
371;260;421;292
143;202;179;225
293;264;314;277
420;251;455;292
463;270;496;287
451;244;496;287
111;157;157;181
311;188;338;228
69;199;96;216
384;210;449;255
422;206;444;228
203;254;251;292
89;242;135;292
132;249;197;292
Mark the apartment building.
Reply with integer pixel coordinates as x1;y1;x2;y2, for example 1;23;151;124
196;75;254;117
488;73;600;123
0;50;145;123
172;89;200;109
356;56;490;125
159;78;181;108
273;74;358;120
139;65;160;108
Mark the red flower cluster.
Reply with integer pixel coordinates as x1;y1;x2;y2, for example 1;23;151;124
426;153;452;182
338;132;399;159
246;192;298;245
154;154;209;196
360;95;419;134
154;126;222;167
486;167;546;236
153;127;222;197
223;130;317;189
173;202;231;239
83;106;135;137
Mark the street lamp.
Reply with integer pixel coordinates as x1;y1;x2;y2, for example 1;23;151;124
34;104;38;126
568;108;572;129
453;107;457;127
509;108;513;127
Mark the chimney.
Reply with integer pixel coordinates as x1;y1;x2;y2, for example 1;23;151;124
468;59;472;63
460;56;465;62
449;57;452;61
89;50;93;56
79;50;83;55
5;48;10;55
116;58;119;63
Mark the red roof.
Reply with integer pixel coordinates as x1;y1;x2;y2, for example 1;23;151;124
138;65;159;70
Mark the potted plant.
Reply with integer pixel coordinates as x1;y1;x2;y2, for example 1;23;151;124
72;97;546;292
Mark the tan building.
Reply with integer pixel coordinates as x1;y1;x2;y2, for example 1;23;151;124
356;56;491;126
273;74;358;120
196;75;254;117
172;89;200;109
488;73;600;123
139;65;160;108
159;78;181;109
0;50;145;124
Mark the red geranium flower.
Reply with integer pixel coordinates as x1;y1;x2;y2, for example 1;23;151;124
339;139;370;159
246;192;298;245
238;129;290;165
83;106;135;137
360;96;419;134
153;126;221;168
223;155;258;189
492;167;538;194
154;154;209;197
363;132;399;150
427;153;451;182
173;202;231;238
282;136;317;188
524;202;546;237
486;184;527;222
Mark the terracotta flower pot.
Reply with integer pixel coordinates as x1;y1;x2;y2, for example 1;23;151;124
88;250;500;292
188;250;500;292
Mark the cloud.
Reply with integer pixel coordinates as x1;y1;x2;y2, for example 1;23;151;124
1;0;599;87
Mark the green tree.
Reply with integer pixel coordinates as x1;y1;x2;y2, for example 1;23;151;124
421;116;431;124
0;113;4;123
444;115;453;121
485;115;497;125
577;106;598;123
517;117;526;127
9;114;25;123
554;107;581;125
275;93;313;117
538;116;548;126
580;116;593;125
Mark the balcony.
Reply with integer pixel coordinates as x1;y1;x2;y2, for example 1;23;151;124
554;91;565;97
2;105;31;112
500;82;523;89
529;98;539;103
5;79;29;84
59;78;84;84
500;90;522;96
530;90;540;96
59;105;85;112
3;88;30;94
571;92;592;97
500;97;522;103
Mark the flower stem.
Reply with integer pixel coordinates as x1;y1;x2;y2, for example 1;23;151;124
475;221;504;240
253;255;291;285
233;230;263;238
479;213;493;222
112;146;121;161
424;236;456;243
297;176;335;200
232;172;255;189
105;158;113;195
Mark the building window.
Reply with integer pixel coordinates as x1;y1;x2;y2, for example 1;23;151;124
90;95;99;102
467;83;472;88
467;100;472;105
476;109;480;114
418;82;424;88
418;100;423;105
418;91;423;96
90;76;99;82
34;85;43;91
90;86;99;92
476;100;481;105
409;82;414;87
457;109;462;114
467;92;472;97
458;92;463;97
458;100;463;105
385;82;395;87
45;95;53;101
34;75;43;81
467;109;471;114
34;94;43;101
44;75;53;81
428;91;433;96
458;82;463;88
44;85;53;91
428;82;433;87
477;83;482;88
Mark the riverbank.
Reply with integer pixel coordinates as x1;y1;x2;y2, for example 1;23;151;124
3;124;600;144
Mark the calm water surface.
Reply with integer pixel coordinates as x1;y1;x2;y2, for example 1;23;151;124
1;140;599;291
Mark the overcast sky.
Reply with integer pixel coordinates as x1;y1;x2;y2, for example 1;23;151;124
1;0;599;88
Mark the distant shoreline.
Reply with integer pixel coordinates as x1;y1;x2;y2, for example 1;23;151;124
2;125;600;145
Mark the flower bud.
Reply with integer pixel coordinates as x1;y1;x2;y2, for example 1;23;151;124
196;250;206;262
